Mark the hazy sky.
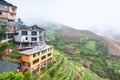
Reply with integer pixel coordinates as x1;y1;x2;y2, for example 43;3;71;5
8;0;120;36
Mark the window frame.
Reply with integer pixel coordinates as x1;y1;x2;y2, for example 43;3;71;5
31;37;37;41
33;52;40;57
42;50;47;54
21;31;28;35
48;53;51;57
41;55;46;60
33;59;39;64
0;12;2;15
31;31;37;36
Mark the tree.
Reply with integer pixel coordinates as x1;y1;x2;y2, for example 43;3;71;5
45;31;60;46
15;18;27;29
79;37;88;45
0;23;6;41
78;37;88;54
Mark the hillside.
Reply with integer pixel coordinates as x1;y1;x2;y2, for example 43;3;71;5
39;50;106;80
41;22;120;56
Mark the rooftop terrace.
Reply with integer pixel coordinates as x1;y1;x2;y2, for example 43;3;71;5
19;45;51;55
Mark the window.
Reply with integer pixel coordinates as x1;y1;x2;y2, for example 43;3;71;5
31;37;37;41
21;31;27;35
48;53;51;57
31;31;37;35
42;50;47;54
48;48;52;51
33;52;40;57
0;12;2;15
39;36;43;41
39;31;42;35
41;56;46;60
33;59;39;64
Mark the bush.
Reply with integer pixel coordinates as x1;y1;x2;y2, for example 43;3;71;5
0;72;24;80
12;50;19;55
7;54;20;59
0;51;4;59
0;43;7;51
24;71;33;80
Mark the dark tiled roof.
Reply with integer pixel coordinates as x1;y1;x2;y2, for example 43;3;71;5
0;60;18;74
0;0;17;8
22;25;45;31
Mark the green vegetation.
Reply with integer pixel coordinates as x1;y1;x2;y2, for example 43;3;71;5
0;40;20;64
45;31;120;80
15;18;27;29
0;25;119;80
0;71;33;80
40;50;105;80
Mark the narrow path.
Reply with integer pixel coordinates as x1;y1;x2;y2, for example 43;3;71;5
0;39;11;43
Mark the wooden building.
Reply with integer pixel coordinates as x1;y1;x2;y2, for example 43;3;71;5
19;45;54;73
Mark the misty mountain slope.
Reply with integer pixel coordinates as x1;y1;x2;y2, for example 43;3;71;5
41;22;120;56
104;39;120;56
55;25;120;56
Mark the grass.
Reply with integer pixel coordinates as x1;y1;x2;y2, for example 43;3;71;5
0;40;20;64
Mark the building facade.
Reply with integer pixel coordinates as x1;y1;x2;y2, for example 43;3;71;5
15;25;45;49
5;23;19;39
0;0;17;22
0;0;18;39
19;45;54;73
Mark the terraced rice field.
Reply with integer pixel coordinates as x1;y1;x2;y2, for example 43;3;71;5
39;50;106;80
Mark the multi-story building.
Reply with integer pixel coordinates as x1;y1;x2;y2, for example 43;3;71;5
19;45;54;73
5;23;19;39
15;25;45;49
0;0;18;39
0;0;17;22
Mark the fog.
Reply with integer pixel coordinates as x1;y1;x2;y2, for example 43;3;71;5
8;0;120;40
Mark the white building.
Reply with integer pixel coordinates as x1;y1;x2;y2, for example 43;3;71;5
15;25;45;49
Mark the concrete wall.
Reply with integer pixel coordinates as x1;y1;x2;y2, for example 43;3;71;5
0;5;16;22
0;4;9;11
15;30;44;43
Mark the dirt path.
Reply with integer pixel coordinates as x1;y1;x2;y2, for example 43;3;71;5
0;39;11;43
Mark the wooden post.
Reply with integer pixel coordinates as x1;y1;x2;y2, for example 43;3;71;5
38;66;41;73
46;60;47;68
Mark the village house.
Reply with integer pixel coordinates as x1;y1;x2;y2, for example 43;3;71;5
19;45;54;73
0;0;17;22
15;25;45;49
0;0;18;39
0;0;55;74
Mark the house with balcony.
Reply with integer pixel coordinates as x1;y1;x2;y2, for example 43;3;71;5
0;0;17;22
15;25;45;49
19;45;54;73
0;0;18;39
